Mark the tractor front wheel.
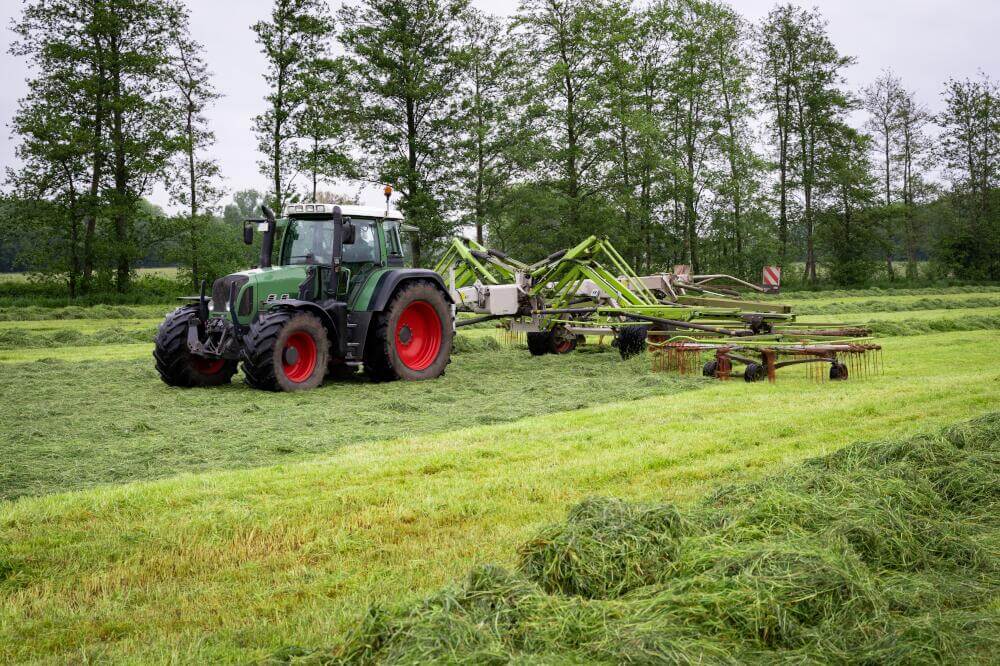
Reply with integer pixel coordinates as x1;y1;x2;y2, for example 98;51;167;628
154;305;237;387
365;281;452;382
242;310;329;391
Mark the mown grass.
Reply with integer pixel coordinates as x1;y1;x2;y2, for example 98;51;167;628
771;284;1000;300
0;342;698;501
0;303;173;321
301;414;1000;664
1;330;998;663
794;293;1000;314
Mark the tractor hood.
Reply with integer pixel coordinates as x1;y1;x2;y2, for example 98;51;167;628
210;265;310;320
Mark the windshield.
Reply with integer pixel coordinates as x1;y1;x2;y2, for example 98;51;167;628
281;219;380;266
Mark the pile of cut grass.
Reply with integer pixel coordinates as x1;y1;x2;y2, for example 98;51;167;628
796;295;1000;315
867;313;1000;337
0;325;155;349
280;414;1000;664
0;303;172;321
774;285;1000;300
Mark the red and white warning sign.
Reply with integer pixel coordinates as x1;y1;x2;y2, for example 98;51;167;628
673;264;692;281
763;266;782;290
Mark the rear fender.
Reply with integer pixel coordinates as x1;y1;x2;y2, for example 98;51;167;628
369;269;453;312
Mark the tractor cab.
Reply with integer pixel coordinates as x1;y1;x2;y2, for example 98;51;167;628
276;203;406;301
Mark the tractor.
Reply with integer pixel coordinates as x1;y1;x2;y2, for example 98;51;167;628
153;203;454;391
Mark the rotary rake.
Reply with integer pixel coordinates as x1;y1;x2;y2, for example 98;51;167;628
434;236;882;382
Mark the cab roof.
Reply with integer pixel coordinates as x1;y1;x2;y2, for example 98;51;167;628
283;202;404;220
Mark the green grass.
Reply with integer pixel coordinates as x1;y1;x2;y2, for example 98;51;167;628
1;329;998;663
0;343;699;501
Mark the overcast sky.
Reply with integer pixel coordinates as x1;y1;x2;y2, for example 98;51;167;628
1;0;998;212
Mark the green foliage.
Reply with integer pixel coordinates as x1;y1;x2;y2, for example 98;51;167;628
338;0;470;265
252;0;336;212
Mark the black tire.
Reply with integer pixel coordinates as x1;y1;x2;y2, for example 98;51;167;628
703;360;719;378
744;362;766;383
241;310;329;391
154;305;237;387
616;325;649;360
830;362;849;381
548;325;578;355
364;280;452;382
527;331;552;356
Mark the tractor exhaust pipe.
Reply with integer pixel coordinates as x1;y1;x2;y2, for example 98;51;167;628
260;205;277;269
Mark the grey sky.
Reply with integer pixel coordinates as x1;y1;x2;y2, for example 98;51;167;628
1;0;998;212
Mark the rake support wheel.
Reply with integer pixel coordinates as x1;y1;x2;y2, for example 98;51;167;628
703;360;719;379
549;325;578;355
830;361;849;381
616;325;649;360
365;280;452;382
154;305;237;387
241;310;329;391
527;331;552;356
744;362;766;383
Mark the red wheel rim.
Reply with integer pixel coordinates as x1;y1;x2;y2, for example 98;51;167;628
395;301;442;371
283;331;318;382
191;356;225;375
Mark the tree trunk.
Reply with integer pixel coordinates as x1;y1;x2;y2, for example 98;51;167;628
82;18;106;293
405;95;420;266
110;36;130;293
475;77;484;245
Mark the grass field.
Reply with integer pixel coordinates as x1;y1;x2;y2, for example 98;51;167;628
1;286;999;663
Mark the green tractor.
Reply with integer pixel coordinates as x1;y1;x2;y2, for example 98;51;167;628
154;203;454;391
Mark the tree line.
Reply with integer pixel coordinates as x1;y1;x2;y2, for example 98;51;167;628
3;0;998;296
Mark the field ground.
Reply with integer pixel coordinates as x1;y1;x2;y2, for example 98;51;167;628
1;286;999;663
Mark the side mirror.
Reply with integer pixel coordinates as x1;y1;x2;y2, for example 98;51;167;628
343;221;356;245
243;221;253;245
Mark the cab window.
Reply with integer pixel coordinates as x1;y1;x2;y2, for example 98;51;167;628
281;218;380;266
342;220;379;263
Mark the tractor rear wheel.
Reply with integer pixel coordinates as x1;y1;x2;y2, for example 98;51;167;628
154;305;237;387
365;281;452;382
241;310;329;391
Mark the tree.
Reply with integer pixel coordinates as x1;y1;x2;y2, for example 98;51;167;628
862;70;906;279
5;66;90;294
705;1;761;277
758;5;853;282
515;0;608;242
223;189;267;226
338;0;470;266
817;123;879;285
252;0;335;213
10;0;185;293
936;73;1000;279
895;88;932;278
293;56;354;201
454;9;525;244
165;10;223;288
